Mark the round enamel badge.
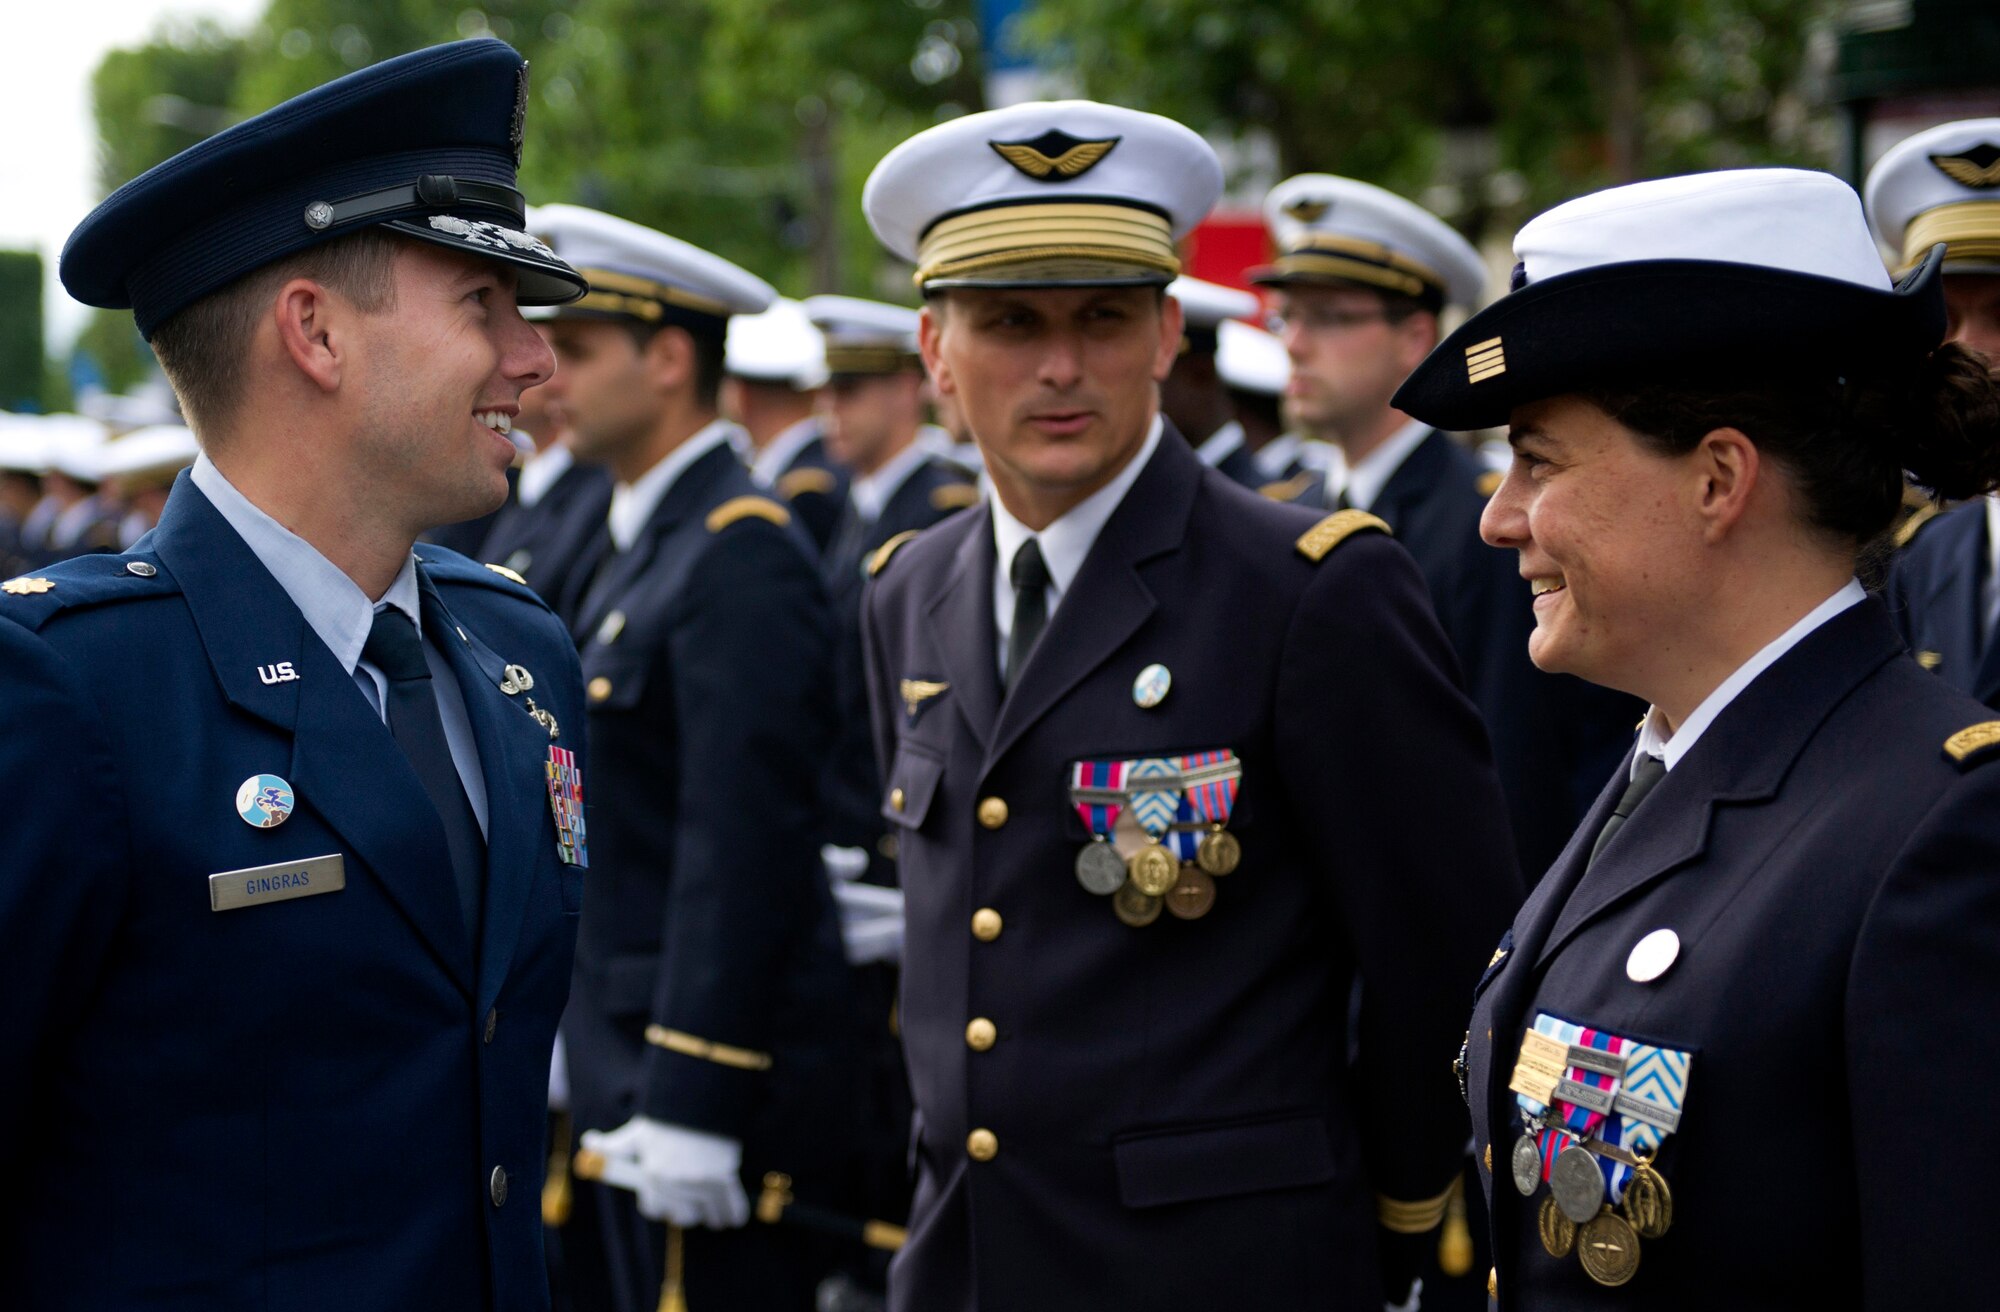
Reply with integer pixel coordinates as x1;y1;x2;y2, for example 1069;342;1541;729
236;774;295;829
1132;663;1172;709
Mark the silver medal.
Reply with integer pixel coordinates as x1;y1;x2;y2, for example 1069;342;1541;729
1511;1133;1543;1197
1550;1143;1606;1224
1075;841;1128;895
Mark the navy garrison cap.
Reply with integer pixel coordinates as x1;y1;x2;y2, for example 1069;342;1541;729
61;38;586;339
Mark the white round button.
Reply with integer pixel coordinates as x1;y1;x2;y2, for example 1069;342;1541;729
1625;928;1680;983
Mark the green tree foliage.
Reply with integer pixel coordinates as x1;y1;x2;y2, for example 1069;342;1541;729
0;252;47;411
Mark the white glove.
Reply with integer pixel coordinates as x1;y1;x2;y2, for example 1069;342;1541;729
821;843;870;883
548;1032;570;1113
579;1116;748;1229
830;878;905;966
1385;1276;1423;1312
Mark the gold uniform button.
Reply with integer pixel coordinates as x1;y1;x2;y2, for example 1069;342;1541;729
1483;1143;1492;1172
966;1128;998;1161
890;787;906;812
587;676;613;702
965;1018;997;1051
971;908;1003;941
977;797;1009;829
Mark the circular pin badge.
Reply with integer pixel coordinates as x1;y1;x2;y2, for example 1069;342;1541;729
236;774;295;829
1132;663;1171;709
1625;928;1681;983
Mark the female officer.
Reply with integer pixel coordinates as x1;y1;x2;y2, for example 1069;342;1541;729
1393;168;2000;1308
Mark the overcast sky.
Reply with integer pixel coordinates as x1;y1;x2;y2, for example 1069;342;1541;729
4;0;266;350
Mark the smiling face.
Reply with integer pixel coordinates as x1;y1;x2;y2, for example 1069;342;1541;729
920;285;1180;527
1480;394;1710;693
349;241;554;533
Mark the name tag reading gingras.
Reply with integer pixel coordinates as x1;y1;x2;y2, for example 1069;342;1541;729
209;854;346;912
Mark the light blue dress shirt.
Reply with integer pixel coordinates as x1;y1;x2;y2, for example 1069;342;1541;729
190;456;490;837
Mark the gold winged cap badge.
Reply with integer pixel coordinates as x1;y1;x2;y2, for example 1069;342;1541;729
990;131;1121;181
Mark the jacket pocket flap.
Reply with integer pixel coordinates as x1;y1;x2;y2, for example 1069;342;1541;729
1113;1114;1335;1208
882;740;943;828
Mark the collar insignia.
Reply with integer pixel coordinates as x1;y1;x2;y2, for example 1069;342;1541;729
900;678;949;717
990;131;1120;181
1931;144;2000;189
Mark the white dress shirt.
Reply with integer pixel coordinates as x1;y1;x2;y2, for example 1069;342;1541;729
1982;494;2000;642
991;416;1163;677
191;455;489;834
1327;416;1430;512
608;419;741;551
849;440;930;525
1194;420;1245;468
748;417;823;488
516;442;575;510
1631;579;1865;776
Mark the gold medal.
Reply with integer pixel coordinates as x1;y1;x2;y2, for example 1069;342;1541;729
1621;1156;1673;1239
1536;1194;1576;1258
1576;1207;1640;1287
1112;882;1162;927
1195;827;1240;875
1164;865;1216;919
1128;842;1178;897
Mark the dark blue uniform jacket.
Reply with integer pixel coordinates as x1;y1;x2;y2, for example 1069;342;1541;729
1884;498;2000;706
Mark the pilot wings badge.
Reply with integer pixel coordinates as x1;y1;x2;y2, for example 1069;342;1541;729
900;678;950;718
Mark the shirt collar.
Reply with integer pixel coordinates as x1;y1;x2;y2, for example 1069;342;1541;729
516;442;575;509
749;416;822;487
1633;578;1866;774
1984;493;2000;582
992;414;1162;601
608;418;739;551
850;440;930;524
190;454;420;675
1334;417;1430;512
1194;420;1245;467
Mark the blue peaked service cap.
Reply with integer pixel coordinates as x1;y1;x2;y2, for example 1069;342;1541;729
61;38;587;339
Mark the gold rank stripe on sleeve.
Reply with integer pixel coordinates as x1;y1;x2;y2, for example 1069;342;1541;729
1377;1183;1456;1234
705;496;791;533
1294;510;1392;562
776;467;836;500
868;529;922;576
1943;720;2000;768
644;1024;775;1072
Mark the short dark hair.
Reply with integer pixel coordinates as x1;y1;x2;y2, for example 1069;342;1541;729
1583;343;2000;551
149;229;401;438
625;313;727;409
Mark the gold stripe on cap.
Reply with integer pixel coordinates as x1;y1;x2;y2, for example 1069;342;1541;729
575;266;732;319
1289;233;1445;292
824;344;921;374
1902;201;2000;273
1465;335;1506;383
916;202;1179;286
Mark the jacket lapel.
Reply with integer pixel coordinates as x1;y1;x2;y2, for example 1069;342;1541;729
152;478;476;994
1535;599;1902;966
416;564;556;1010
983;429;1199;772
1919;506;1985;691
1367;429;1447;529
923;506;1001;752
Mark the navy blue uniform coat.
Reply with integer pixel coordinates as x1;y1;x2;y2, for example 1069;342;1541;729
0;476;588;1311
863;431;1523;1310
1884;498;2000;706
1466;599;2000;1308
480;457;614;625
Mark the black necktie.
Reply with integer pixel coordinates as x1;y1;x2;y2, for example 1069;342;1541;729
363;608;486;941
1587;754;1667;870
1332;486;1353;512
1004;538;1050;692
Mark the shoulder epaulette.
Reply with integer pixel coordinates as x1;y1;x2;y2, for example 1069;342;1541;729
706;495;791;533
1476;469;1505;498
1893;499;1943;550
1943;720;2000;769
777;467;836;500
929;482;980;512
1295;509;1392;562
484;562;529;586
1259;472;1317;502
868;529;922;577
2;557;169;629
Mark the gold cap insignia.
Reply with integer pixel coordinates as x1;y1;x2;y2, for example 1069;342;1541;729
1931;145;2000;190
900;678;949;717
1466;336;1506;383
2;576;53;596
1284;197;1332;223
990;131;1120;181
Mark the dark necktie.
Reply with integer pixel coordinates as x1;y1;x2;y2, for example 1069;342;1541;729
363;607;486;941
1587;753;1668;870
1004;538;1050;692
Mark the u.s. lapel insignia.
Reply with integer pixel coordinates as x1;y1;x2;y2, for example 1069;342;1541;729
901;678;949;719
1931;144;2000;189
990;131;1120;181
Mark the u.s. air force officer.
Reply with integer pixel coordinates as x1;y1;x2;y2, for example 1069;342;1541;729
857;100;1523;1310
531;204;862;1311
1395;168;2000;1307
3;39;591;1310
1872;119;2000;705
